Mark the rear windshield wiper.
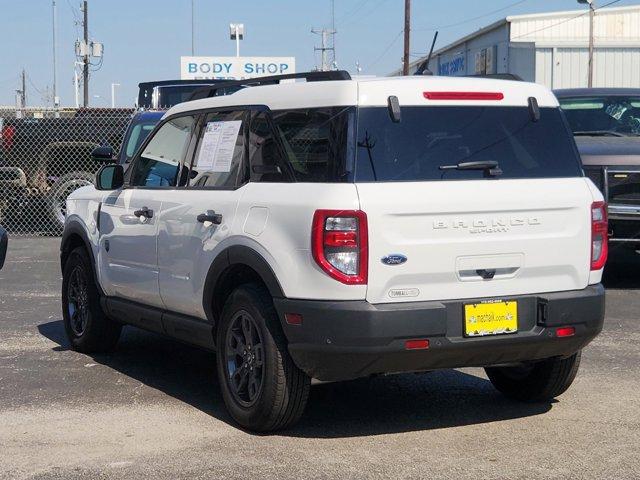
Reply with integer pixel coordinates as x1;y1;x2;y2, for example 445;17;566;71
573;130;627;137
439;160;503;177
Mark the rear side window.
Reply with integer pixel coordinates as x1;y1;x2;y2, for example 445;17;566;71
355;106;582;182
271;107;353;182
189;111;247;188
248;112;287;182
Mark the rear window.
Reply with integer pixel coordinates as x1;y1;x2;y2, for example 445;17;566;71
355;106;582;182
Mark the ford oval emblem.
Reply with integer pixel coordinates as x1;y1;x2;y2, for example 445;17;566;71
381;254;407;266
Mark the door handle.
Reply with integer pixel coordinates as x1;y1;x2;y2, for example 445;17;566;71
197;212;223;225
133;206;154;219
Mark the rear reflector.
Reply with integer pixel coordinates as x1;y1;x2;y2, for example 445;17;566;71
405;339;430;350
285;313;303;326
423;91;504;101
556;327;576;338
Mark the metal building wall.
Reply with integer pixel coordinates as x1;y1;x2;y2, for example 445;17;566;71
511;5;640;89
533;47;640;89
433;23;511;77
509;6;640;44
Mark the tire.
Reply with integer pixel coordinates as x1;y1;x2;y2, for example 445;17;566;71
62;246;121;353
485;351;582;403
49;171;94;234
216;283;310;432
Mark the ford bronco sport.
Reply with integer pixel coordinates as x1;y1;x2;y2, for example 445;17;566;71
60;71;606;432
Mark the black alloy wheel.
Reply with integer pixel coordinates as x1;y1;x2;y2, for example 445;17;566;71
67;264;90;336
224;309;266;407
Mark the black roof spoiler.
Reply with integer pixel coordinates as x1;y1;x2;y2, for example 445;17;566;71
188;70;352;102
464;73;524;81
138;79;224;89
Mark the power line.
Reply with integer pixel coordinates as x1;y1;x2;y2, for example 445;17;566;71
340;0;391;28
25;73;45;95
511;0;623;40
335;0;372;25
414;0;529;32
366;29;404;70
65;0;81;37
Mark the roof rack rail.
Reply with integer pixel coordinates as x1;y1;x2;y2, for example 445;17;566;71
188;70;352;101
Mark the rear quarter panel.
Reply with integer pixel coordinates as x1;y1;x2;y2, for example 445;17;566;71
233;183;365;301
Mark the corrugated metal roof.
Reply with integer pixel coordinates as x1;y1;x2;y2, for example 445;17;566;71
506;4;640;22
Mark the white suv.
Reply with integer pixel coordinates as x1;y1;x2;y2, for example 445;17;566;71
61;71;607;431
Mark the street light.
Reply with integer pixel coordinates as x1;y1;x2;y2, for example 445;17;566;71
229;23;244;57
578;0;595;88
111;83;121;108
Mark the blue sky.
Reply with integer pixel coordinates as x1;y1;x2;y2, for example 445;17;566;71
1;0;639;107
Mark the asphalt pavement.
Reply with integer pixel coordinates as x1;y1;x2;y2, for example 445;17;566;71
0;237;639;479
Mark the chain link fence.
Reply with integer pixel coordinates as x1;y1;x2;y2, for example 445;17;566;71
0;107;134;236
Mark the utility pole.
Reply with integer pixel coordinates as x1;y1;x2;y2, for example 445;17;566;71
588;1;595;88
578;0;595;87
21;69;26;107
82;0;89;107
402;0;411;75
331;0;337;68
191;0;195;55
52;0;58;107
312;28;335;71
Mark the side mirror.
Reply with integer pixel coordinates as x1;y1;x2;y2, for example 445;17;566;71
95;164;124;191
91;145;115;163
0;226;7;270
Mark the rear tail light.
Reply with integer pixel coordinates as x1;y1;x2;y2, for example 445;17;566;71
591;201;608;271
312;210;368;285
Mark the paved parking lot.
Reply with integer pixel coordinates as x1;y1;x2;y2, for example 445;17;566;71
1;238;639;480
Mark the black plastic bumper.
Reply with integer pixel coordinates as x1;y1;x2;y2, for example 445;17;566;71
273;285;605;381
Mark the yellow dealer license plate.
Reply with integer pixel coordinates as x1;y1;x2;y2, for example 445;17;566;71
464;300;518;337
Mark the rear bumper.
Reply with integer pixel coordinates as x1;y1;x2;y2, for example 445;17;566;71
274;285;605;381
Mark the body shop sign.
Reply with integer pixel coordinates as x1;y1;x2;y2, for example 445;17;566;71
181;56;296;80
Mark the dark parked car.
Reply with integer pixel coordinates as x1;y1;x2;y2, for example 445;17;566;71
137;80;238;110
556;88;640;247
91;110;164;167
0;108;133;234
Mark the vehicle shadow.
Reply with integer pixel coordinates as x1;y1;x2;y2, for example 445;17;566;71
38;319;552;438
603;246;640;289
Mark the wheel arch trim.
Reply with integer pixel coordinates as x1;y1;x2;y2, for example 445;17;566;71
202;245;285;324
60;218;104;296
